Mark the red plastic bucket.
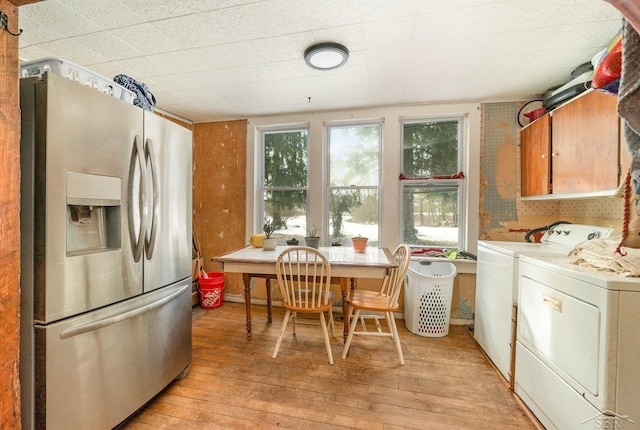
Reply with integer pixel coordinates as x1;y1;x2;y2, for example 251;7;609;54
199;272;225;309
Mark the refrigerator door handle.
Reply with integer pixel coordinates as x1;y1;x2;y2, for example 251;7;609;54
144;138;159;259
128;135;146;262
59;284;189;339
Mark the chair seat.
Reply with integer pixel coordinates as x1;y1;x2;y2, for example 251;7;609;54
282;296;334;313
272;247;336;365
351;290;398;313
342;244;411;366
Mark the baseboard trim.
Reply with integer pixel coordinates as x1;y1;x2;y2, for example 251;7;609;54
223;293;472;325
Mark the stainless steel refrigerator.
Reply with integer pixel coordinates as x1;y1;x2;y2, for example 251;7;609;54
19;72;193;429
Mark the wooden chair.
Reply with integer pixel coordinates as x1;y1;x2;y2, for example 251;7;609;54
272;246;336;365
341;244;411;365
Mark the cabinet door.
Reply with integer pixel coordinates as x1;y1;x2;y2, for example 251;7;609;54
521;113;551;196
551;90;619;195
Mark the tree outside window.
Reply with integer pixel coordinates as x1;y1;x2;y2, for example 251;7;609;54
327;123;381;245
401;119;463;248
262;128;308;243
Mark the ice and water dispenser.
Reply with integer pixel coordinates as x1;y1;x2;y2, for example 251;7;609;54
66;172;121;255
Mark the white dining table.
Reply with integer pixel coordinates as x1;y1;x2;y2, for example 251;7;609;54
213;245;397;341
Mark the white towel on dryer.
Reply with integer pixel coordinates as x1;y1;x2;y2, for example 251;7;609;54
568;238;640;277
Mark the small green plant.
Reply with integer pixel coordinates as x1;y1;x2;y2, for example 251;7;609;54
263;218;276;238
306;223;321;238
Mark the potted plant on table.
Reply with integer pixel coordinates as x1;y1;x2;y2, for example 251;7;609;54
351;236;368;253
304;223;321;249
262;218;277;251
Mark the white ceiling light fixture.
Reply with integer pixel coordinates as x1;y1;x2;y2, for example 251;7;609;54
304;42;349;70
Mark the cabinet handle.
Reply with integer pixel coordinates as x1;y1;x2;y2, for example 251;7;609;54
541;154;547;159
551;152;559;157
542;294;562;313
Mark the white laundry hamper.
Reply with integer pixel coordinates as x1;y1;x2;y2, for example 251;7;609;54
404;260;457;337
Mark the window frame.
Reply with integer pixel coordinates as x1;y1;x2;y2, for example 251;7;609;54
325;120;383;245
399;116;467;249
246;103;480;255
256;124;310;238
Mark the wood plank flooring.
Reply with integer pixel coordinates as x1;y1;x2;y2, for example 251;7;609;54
120;302;539;429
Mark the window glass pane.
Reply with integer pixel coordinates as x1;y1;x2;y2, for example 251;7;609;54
402;120;459;177
329;188;378;246
264;130;308;187
327;123;381;246
329;124;379;186
402;184;458;247
262;128;308;245
264;190;307;244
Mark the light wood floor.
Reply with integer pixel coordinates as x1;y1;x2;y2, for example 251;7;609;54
121;302;539;429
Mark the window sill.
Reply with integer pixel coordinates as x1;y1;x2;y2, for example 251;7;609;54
409;256;476;274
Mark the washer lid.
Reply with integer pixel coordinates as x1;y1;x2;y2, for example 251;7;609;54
478;240;562;257
478;224;614;258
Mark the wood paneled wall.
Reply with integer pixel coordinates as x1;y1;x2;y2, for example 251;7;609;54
1;1;22;428
192;120;247;296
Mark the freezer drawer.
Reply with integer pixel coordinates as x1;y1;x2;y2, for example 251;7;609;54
34;280;192;429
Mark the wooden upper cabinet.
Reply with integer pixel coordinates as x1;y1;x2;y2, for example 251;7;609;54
520;90;622;198
521;113;551;196
551;90;619;195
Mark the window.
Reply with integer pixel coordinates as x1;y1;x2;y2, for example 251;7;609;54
249;103;479;254
327;122;381;246
400;118;464;248
260;127;308;244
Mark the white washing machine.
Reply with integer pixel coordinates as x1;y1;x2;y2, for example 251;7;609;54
474;224;613;385
516;253;640;430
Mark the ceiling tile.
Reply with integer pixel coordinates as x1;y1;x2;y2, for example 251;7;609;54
145;51;209;77
108;23;183;56
20;0;102;38
18;0;623;122
109;56;164;80
58;0;147;29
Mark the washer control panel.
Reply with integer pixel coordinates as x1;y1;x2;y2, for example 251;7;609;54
541;224;613;247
